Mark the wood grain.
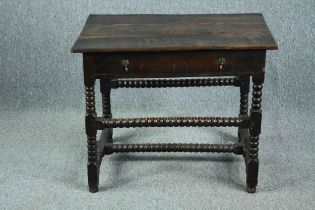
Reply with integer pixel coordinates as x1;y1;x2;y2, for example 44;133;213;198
91;50;266;78
71;14;278;53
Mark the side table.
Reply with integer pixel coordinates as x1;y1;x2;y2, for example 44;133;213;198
71;14;278;193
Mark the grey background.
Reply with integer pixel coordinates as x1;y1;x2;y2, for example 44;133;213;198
0;0;314;209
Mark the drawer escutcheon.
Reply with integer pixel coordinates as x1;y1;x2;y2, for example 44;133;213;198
122;59;130;72
218;58;226;70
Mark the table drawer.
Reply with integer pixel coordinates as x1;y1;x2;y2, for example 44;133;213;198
91;50;266;78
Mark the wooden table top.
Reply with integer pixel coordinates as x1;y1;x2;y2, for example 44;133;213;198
71;14;278;53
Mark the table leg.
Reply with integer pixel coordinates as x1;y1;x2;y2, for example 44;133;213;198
83;54;100;192
238;75;250;141
246;73;264;193
85;83;99;193
101;78;113;142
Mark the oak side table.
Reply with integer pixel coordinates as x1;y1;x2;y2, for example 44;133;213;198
71;14;278;193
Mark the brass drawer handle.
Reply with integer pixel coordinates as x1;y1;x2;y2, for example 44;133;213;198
122;59;129;72
218;58;225;70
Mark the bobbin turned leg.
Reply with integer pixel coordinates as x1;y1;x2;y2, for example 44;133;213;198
84;54;99;193
246;73;264;193
85;84;98;193
100;78;113;143
238;75;250;142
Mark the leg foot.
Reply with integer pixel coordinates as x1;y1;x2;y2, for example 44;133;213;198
89;184;99;193
246;158;258;193
246;186;256;193
88;163;99;193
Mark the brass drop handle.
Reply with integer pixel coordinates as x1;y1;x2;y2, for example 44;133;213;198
122;59;129;72
218;58;225;70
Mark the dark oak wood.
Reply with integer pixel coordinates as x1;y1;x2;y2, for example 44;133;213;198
238;75;250;142
246;73;264;193
100;78;113;143
72;14;278;193
95;116;248;129
97;128;112;161
71;14;278;53
111;77;240;88
83;54;99;193
91;50;266;78
103;143;243;155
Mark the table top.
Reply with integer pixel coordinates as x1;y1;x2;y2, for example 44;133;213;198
71;14;278;53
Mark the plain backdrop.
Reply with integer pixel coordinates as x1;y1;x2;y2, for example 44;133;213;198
0;0;314;209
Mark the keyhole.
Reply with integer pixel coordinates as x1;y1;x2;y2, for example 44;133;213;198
218;58;225;70
122;59;129;72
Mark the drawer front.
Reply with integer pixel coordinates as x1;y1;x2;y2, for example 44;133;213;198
91;50;266;78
